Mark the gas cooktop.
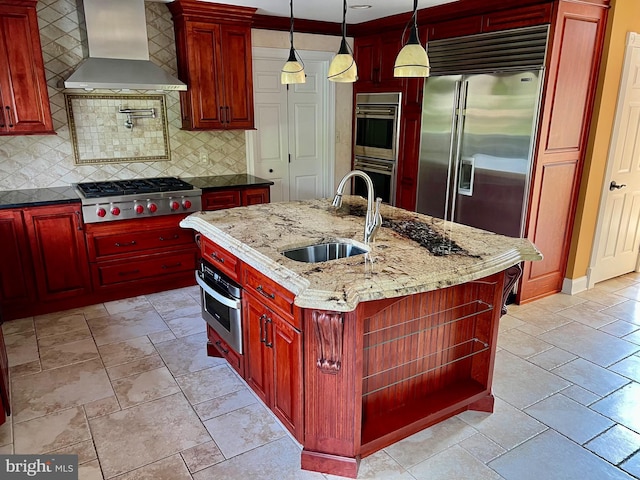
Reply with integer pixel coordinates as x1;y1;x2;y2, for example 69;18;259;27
75;177;202;223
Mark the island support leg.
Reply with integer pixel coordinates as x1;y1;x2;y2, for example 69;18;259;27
301;309;363;478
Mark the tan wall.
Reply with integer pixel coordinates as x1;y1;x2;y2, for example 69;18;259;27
566;0;640;279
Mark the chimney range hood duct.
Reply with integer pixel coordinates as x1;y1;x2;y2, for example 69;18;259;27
64;0;186;91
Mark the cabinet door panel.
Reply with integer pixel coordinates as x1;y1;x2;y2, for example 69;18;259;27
271;316;302;440
24;205;91;301
0;5;53;134
244;296;271;404
221;25;254;128
186;22;224;128
0;210;33;307
354;37;378;86
241;187;270;206
202;190;242;210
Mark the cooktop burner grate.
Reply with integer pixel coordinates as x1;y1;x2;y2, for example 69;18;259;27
76;177;195;198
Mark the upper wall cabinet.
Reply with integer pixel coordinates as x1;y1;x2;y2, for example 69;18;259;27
169;0;256;130
0;1;54;135
354;34;404;91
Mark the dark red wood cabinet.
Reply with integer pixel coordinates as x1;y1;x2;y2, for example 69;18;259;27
0;209;35;314
201;185;270;211
169;0;256;130
353;34;404;91
0;322;9;425
0;1;54;135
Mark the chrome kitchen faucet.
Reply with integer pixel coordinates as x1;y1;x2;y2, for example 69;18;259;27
332;170;382;245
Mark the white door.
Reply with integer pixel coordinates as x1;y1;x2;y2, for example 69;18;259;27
249;48;335;202
589;32;640;286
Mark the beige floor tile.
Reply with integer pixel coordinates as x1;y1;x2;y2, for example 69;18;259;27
112;366;180;408
0;444;13;454
81;303;109;320
595;277;638;293
527;346;577;370
147;330;177;345
497;328;553;358
384;416;476;469
193;387;257;421
458;397;546;451
409;445;502;480
530;293;587;313
37;325;93;348
457;432;506;464
35;313;88;339
610;355;640;383
156;333;223;377
553;358;630;397
602;300;640;326
576;288;628;308
84;396;121;419
491;350;570;409
192;436;323;480
11;358;114;423
615;284;640;302
5;331;39;367
592;383;640;433
599;320;640;338
621;451;640;478
113;454;192;480
164;314;206;338
13;406;90;454
507;304;573;333
50;438;98;465
561;384;601;406
78;459;104;480
176;365;244;405
623;330;640;345
106;353;165;381
2;317;34;336
40;337;99;370
586;425;640;465
203;403;285;459
0;417;12;446
498;314;525;333
88;307;169;347
103;296;152;316
33;308;85;323
146;289;201;321
327;451;414;480
181;441;225;473
98;336;157;368
9;360;42;378
557;303;619;329
90;393;210;478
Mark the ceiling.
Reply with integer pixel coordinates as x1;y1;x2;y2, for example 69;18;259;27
153;0;459;24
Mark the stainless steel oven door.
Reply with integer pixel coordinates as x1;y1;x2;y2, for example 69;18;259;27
354;106;399;161
353;157;396;205
196;270;243;355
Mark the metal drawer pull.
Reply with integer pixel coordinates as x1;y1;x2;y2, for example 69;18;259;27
5;106;13;128
215;340;229;355
210;252;225;263
119;269;140;276
265;317;273;348
0;106;4;127
159;234;180;241
259;313;267;343
256;285;275;299
161;262;182;269
115;241;137;247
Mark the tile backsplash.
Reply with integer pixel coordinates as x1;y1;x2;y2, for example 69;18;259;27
0;0;247;191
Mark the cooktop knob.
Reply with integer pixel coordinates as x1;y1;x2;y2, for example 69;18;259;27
135;204;144;214
111;206;121;216
183;199;192;209
148;202;158;213
96;207;106;218
170;200;180;211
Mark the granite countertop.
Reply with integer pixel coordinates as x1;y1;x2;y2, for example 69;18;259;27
182;174;274;191
0;186;80;210
180;196;542;312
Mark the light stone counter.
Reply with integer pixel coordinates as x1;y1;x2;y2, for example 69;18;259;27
180;196;542;312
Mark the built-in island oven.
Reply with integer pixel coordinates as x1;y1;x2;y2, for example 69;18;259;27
195;257;243;354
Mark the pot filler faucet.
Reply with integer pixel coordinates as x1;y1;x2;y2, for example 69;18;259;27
332;170;383;244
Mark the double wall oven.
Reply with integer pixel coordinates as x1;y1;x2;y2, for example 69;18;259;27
354;92;401;205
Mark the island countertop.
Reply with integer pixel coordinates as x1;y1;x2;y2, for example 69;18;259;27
180;196;542;312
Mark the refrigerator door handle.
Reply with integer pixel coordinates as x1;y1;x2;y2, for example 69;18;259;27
449;80;469;222
443;80;463;224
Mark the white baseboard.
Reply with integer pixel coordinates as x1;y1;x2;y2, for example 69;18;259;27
562;276;588;295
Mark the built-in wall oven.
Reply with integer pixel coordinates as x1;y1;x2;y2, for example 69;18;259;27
195;258;243;354
354;92;401;205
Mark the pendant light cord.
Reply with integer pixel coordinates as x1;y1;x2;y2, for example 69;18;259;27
289;0;294;48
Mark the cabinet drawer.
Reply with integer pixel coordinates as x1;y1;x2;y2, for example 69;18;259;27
96;250;196;286
243;264;294;319
201;237;240;281
207;325;244;377
92;228;193;259
202;190;242;210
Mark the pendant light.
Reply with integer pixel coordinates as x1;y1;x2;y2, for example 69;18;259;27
281;0;305;84
394;0;430;77
328;0;357;83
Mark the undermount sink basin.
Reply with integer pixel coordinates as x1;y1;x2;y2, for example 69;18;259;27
281;241;368;263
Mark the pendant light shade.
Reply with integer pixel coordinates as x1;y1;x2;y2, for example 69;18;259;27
394;0;430;77
328;0;357;83
281;0;305;84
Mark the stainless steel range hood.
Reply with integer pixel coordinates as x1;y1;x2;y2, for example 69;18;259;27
64;0;186;91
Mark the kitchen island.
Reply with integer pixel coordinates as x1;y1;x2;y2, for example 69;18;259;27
180;196;541;478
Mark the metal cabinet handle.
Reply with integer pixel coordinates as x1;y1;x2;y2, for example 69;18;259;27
256;285;275;299
5;106;13;128
220;106;224;124
74;211;83;230
215;340;229;355
610;181;627;191
259;313;267;344
265;316;273;348
159;234;180;241
225;106;230;124
210;252;225;263
0;106;4;127
115;240;137;247
161;262;182;269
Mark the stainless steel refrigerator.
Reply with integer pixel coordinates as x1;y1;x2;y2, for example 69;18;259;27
416;71;543;238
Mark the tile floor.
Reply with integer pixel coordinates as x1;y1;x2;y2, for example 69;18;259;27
2;275;640;479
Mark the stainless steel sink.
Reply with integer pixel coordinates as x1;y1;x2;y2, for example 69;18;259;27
281;241;368;263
